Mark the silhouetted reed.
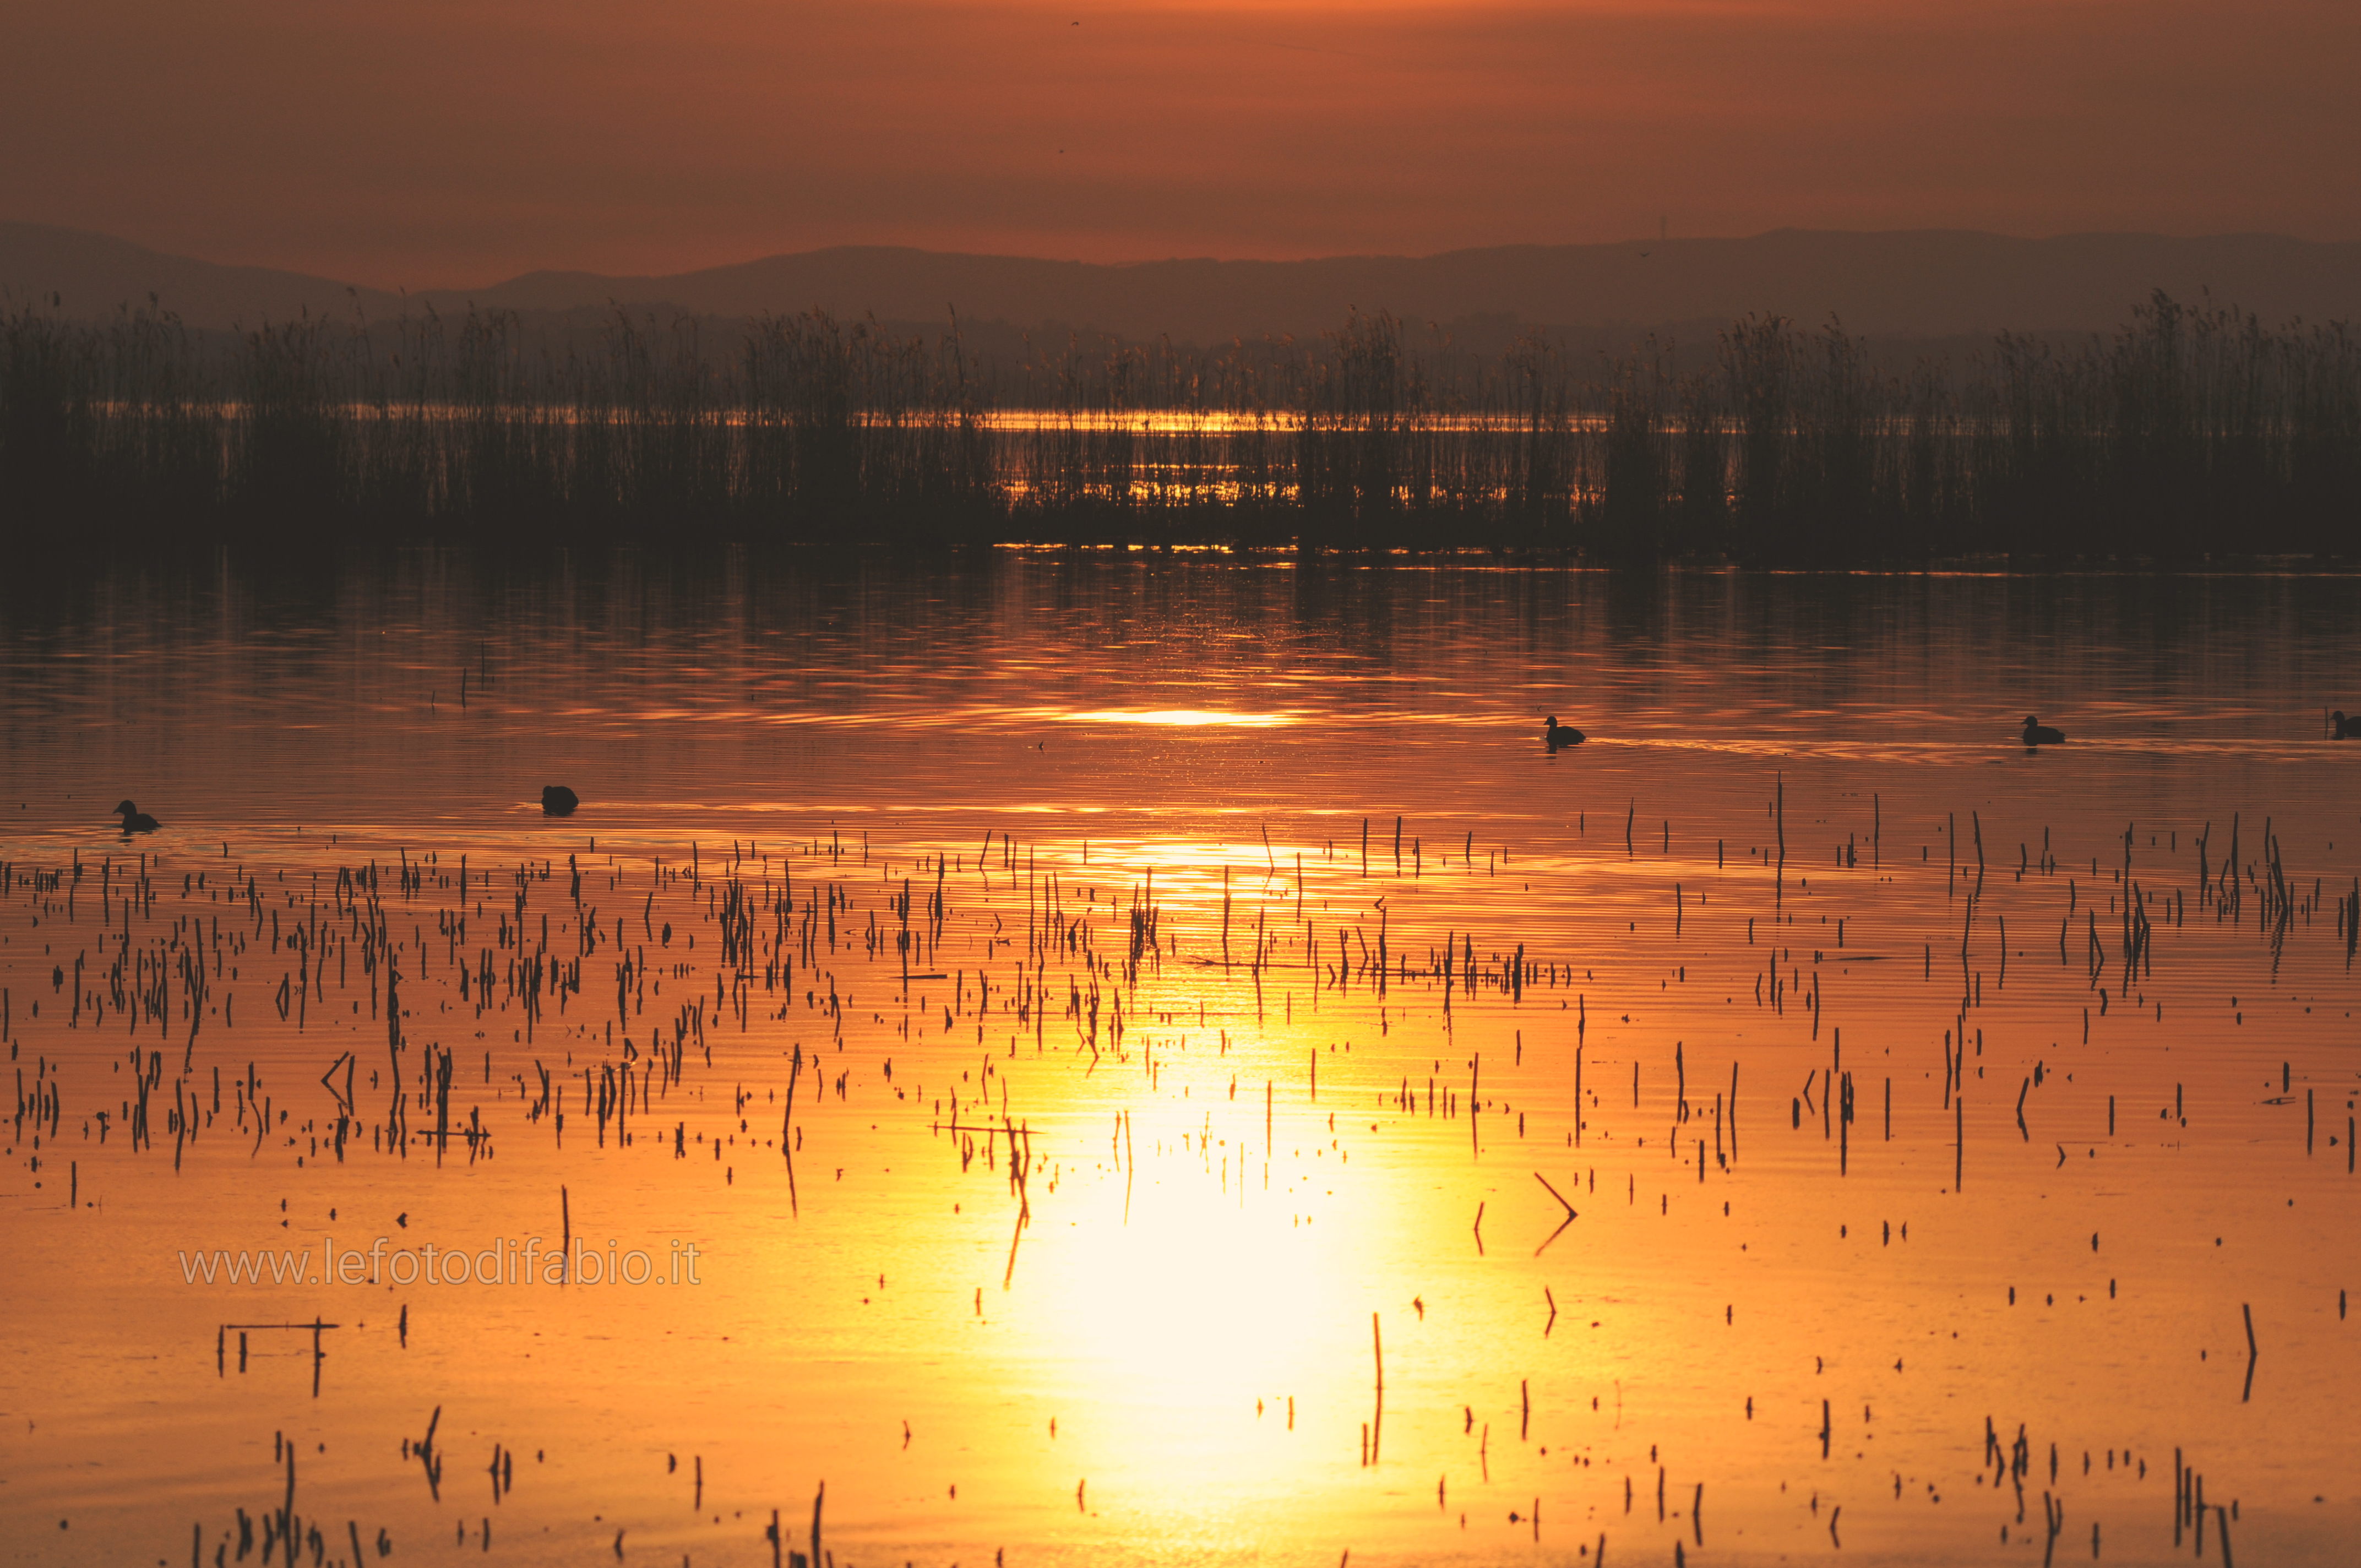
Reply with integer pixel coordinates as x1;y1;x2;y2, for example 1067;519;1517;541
2;290;2354;562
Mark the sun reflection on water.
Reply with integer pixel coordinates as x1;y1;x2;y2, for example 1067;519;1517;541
8;560;2361;1565
1061;709;1298;727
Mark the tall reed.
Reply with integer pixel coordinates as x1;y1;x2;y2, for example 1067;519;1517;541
2;291;2354;562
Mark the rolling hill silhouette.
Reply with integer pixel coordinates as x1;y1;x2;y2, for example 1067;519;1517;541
0;222;408;328
6;220;2358;342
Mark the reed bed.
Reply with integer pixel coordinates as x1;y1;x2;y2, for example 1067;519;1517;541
2;293;2354;561
3;775;2347;1559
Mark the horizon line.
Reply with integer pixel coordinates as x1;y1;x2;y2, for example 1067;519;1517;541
4;216;2349;302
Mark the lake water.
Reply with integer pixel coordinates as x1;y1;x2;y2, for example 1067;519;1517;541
3;553;2358;1567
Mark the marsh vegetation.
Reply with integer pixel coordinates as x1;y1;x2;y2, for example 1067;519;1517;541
2;292;2354;561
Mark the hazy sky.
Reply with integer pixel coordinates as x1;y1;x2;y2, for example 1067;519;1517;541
7;0;2355;287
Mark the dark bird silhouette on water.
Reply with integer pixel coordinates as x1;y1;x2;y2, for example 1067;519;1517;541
113;799;160;832
542;786;579;816
2333;710;2356;739
1543;716;1585;748
2021;716;2066;747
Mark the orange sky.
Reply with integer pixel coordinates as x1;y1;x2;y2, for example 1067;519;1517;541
6;0;2355;287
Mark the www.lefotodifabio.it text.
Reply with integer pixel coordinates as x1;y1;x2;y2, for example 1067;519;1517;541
176;1236;701;1287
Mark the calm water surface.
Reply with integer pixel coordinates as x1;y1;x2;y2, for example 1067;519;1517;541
3;554;2358;1566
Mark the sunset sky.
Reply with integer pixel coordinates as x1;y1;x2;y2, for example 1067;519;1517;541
7;0;2357;287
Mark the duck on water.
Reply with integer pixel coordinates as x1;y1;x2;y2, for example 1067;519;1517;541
2333;710;2357;739
1543;716;1585;748
2021;716;2066;747
113;799;161;832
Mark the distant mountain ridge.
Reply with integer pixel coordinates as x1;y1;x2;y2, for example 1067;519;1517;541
7;220;2359;342
0;222;410;330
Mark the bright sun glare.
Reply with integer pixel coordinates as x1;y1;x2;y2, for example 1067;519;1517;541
1062;710;1296;727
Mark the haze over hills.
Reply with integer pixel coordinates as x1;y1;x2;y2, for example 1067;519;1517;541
6;220;2359;344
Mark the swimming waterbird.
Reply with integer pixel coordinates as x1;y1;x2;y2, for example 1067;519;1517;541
113;799;161;831
2021;716;2066;747
1543;716;1586;748
542;786;580;816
